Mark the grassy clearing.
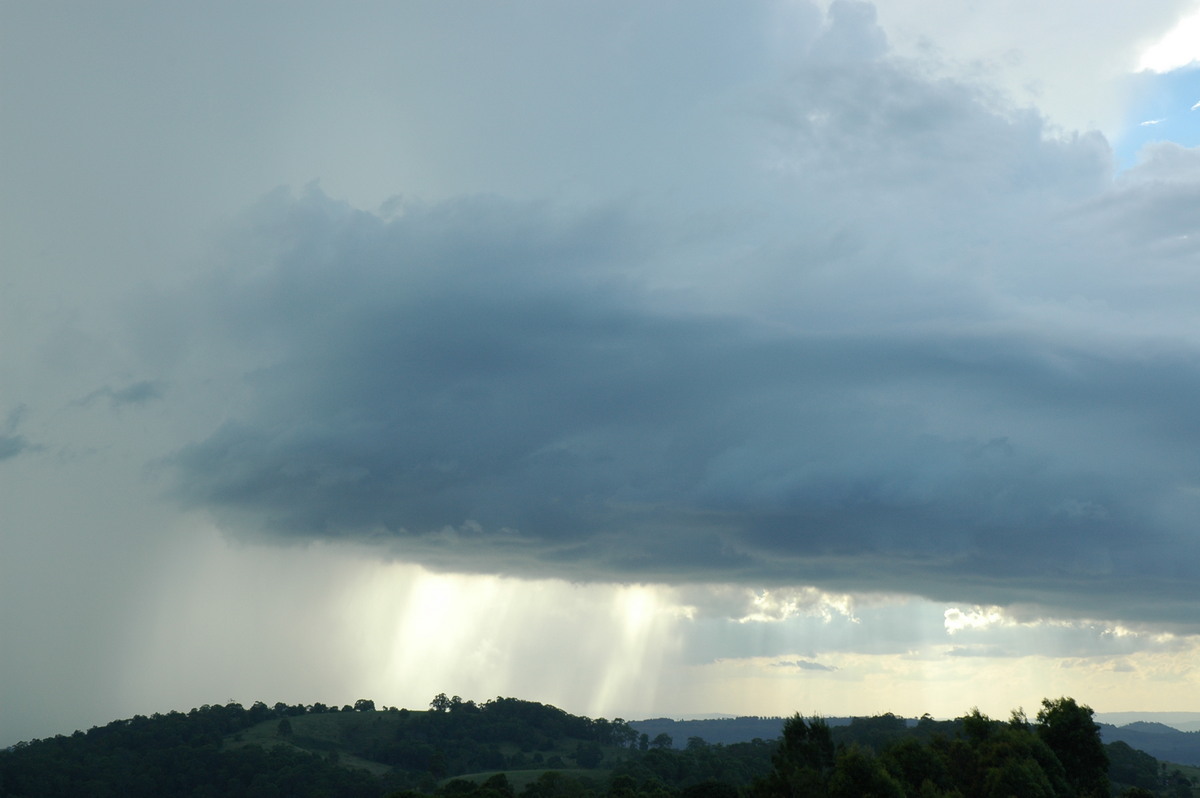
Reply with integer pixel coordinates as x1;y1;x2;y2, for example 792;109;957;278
224;711;399;776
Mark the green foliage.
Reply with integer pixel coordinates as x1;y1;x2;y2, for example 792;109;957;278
745;697;1159;798
751;714;835;798
0;704;387;798
679;780;739;798
482;772;517;798
520;770;592;798
1036;697;1109;798
879;736;952;795
0;693;1167;798
827;744;904;798
1163;767;1195;798
834;714;909;754
608;736;773;795
1118;788;1158;798
575;743;604;768
1108;740;1161;791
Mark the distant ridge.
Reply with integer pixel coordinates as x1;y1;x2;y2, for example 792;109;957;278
1095;712;1200;732
1123;721;1185;735
629;716;857;747
1099;722;1200;766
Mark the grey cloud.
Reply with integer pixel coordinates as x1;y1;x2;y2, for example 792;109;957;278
78;380;165;409
162;189;1200;624
110;380;163;406
0;406;36;461
809;0;888;64
0;434;31;461
152;4;1200;631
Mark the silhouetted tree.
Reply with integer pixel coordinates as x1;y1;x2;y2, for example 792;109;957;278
828;744;904;798
1036;697;1108;798
753;714;835;798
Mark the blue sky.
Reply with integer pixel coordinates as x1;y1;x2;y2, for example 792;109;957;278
1117;66;1200;165
4;0;1200;748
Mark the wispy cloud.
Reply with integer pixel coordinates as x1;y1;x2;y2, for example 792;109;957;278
77;380;164;409
0;434;31;461
0;406;37;461
773;659;839;672
946;645;1012;658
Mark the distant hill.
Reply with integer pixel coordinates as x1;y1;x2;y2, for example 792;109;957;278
1124;721;1185;735
1096;712;1200;732
1099;722;1200;766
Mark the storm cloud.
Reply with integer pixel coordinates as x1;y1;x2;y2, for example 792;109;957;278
156;15;1200;630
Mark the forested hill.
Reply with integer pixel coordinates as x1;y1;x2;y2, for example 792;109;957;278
1097;723;1200;768
0;694;1194;797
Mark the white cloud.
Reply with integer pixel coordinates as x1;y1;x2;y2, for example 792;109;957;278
1138;8;1200;73
944;606;1010;634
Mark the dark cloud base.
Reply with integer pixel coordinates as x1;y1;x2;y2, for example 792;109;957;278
159;186;1200;630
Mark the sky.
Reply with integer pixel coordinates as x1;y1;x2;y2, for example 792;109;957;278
4;0;1200;748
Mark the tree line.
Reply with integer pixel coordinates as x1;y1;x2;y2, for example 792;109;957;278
0;695;1192;797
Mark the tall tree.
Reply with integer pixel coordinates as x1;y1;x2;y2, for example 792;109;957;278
753;714;835;798
1036;697;1109;798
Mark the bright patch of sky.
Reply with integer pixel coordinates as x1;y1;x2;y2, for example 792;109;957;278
1139;7;1200;73
1108;7;1200;166
1114;66;1200;166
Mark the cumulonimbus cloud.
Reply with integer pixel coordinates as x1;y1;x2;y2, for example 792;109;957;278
155;2;1200;631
